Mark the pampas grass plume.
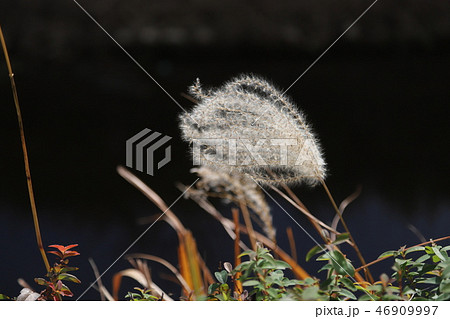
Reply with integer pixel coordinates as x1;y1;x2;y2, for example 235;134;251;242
179;74;326;186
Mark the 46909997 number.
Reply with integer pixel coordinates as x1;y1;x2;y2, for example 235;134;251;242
376;305;438;316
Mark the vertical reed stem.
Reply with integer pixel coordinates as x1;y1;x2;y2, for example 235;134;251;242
0;25;50;272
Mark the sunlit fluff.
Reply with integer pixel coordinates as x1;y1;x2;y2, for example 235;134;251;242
179;74;326;186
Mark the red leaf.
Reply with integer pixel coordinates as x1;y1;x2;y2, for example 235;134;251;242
56;280;63;291
58;283;74;297
62;244;79;252
48;251;63;259
49;244;79;253
48;245;66;252
63;251;80;258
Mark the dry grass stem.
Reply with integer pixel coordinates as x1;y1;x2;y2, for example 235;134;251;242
286;227;298;263
126;254;192;294
88;258;106;301
320;179;373;283
0;25;50;272
268;184;339;235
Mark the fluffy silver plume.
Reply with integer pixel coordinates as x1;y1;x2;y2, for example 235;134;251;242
179;74;326;186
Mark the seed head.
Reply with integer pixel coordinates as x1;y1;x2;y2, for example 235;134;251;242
190;166;275;241
179;74;326;186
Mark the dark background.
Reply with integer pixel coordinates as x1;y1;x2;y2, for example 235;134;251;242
0;0;449;300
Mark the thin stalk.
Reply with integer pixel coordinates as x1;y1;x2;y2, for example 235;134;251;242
232;208;243;296
239;200;257;251
0;25;50;272
286;227;298;263
320;179;373;283
268;184;339;235
278;183;331;244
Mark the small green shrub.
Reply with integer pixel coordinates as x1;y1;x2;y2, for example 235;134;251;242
125;288;160;301
207;242;450;301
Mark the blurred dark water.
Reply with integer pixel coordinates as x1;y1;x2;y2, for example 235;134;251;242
0;43;449;299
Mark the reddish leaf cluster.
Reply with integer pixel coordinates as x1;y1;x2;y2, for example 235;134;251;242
48;244;80;261
34;244;81;300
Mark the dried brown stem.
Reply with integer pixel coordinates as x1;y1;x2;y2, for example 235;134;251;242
286;227;298;263
277;182;330;244
239;200;257;251
268;184;339;235
320;179;373;283
0;25;49;272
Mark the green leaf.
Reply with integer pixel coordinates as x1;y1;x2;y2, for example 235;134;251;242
339;277;357;291
366;284;383;293
382;294;404;301
405;246;425;255
418;277;440;285
302;277;316;286
432;246;447;261
316;253;330;261
208;282;221;295
318;264;333;273
272;260;291;270
301;286;321;301
402;286;416;295
329;250;355;277
440;279;450;293
415;254;431;263
442;265;450;279
378;250;396;259
394;258;409;266
57;273;81;284
0;294;11;300
434;293;450;301
233;260;252;272
339;289;357;300
319;276;334;290
332;233;350;245
306;245;326;262
407;272;419;277
60;266;79;273
214;270;228;284
242;280;260;287
359;294;379;301
266;288;281;299
432;255;441;263
237;250;254;259
34;278;48;286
